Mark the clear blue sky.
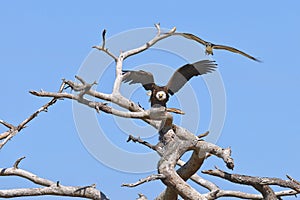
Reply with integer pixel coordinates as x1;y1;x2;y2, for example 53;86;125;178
1;1;299;199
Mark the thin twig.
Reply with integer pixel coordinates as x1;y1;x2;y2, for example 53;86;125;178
197;131;210;139
122;174;165;187
102;29;106;49
287;174;300;185
126;135;157;151
93;45;118;61
166;107;185;115
0;120;15;129
13;156;26;169
92;29;117;61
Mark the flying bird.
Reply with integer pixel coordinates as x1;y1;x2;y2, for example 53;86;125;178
122;60;217;108
175;33;261;62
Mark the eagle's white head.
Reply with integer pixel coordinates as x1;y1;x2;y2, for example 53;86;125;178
155;91;167;101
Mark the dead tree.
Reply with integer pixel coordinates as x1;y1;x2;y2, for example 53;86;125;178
1;24;300;199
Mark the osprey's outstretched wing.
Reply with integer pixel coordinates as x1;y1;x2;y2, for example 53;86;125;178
176;32;261;62
176;32;207;45
212;44;261;62
122;70;155;90
166;60;217;95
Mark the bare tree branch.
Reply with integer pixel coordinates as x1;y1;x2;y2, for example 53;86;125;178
121;23;176;60
92;29;118;61
204;189;298;199
203;168;300;192
31;76;166;131
0;130;10;140
29;89;173;120
122;174;165;187
110;24;176;95
127;133;224;199
93;45;118;62
177;155;219;191
0;186;107;199
74;183;97;193
126;135;158;151
0;81;65;149
196;141;234;170
0;158;108;199
202;168;300;199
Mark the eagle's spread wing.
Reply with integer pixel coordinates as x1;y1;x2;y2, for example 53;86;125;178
213;44;261;62
166;60;217;95
122;70;155;90
177;32;207;45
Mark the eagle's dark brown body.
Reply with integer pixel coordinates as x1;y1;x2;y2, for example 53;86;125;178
122;60;217;108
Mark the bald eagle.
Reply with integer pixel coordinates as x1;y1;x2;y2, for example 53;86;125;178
122;60;217;108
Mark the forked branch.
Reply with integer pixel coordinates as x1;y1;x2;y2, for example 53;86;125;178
0;81;65;149
120;23;176;60
92;29;118;61
0;157;108;199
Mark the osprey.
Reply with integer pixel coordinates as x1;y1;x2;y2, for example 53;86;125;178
175;33;261;62
122;60;217;108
